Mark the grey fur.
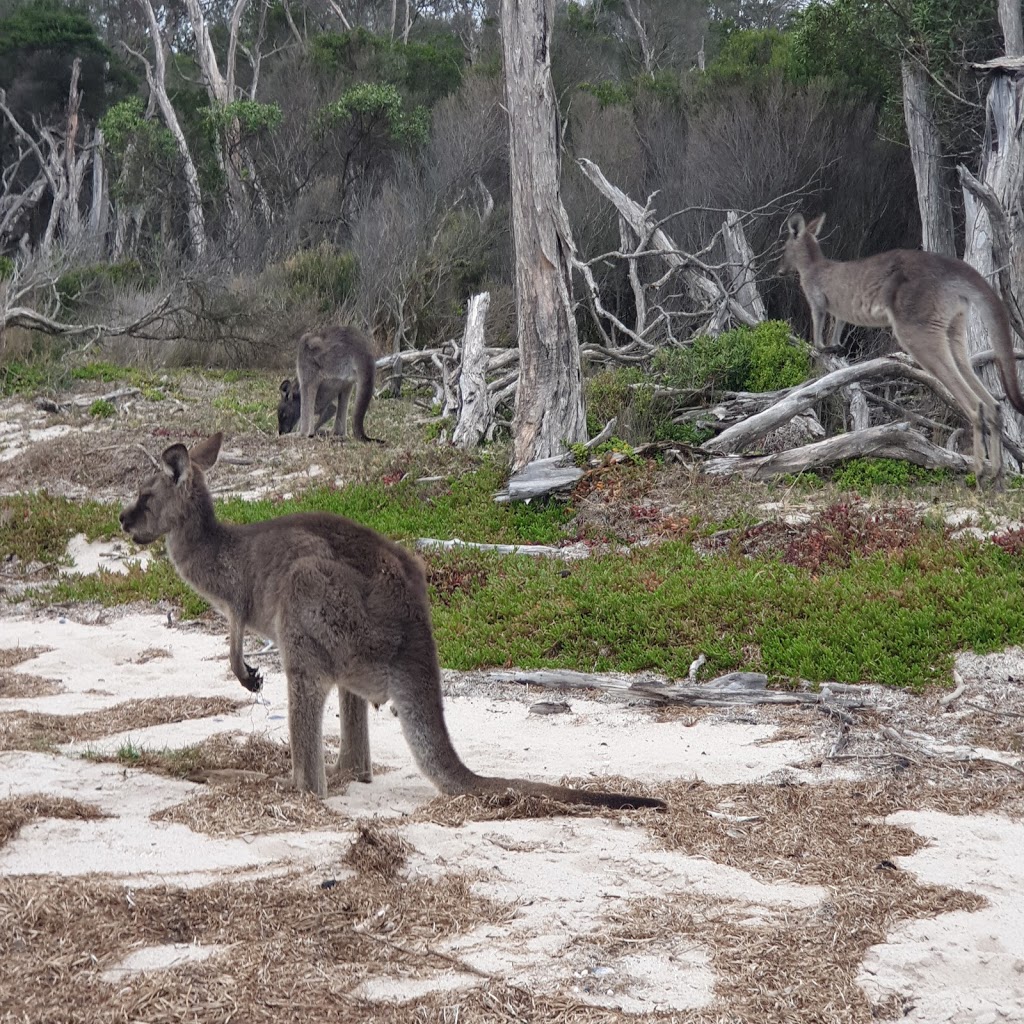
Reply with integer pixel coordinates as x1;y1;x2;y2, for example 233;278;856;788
277;325;381;442
780;212;1024;489
119;433;664;811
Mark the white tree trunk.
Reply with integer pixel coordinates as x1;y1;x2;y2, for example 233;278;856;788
88;127;108;253
452;292;492;448
137;0;207;259
962;53;1024;456
999;0;1023;56
901;58;956;257
721;211;766;322
501;0;588;470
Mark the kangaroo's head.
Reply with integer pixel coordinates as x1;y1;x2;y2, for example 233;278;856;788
778;212;825;276
119;433;223;545
277;378;301;435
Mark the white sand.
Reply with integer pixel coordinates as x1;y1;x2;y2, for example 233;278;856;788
2;607;1023;1013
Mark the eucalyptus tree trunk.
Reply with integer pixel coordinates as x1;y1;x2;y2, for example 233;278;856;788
961;8;1024;458
901;58;956;257
501;0;587;471
137;0;207;259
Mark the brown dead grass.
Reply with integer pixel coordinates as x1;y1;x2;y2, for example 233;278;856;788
0;867;507;1024
0;696;246;751
0;645;51;669
0;645;63;698
87;732;292;779
0;794;108;849
153;778;342;837
343;822;415;879
0;669;64;698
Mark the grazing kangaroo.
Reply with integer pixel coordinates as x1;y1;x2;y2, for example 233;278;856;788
780;212;1024;488
278;325;382;442
119;432;664;811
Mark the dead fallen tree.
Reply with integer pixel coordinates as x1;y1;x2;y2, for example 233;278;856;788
703;422;970;480
485;667;869;709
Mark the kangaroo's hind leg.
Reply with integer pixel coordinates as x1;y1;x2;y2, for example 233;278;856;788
334;687;371;783
893;319;997;488
947;309;1005;488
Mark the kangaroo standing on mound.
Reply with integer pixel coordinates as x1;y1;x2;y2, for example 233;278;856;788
780;213;1024;489
278;325;382;442
119;433;664;811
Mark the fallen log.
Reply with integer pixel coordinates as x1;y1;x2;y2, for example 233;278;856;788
485;668;869;708
703;422;970;480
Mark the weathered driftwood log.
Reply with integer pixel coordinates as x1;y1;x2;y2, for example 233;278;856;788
703;422;970;480
416;537;591;560
701;354;952;455
485;667;868;708
452;291;492;448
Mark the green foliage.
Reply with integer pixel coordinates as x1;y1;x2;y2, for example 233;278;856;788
202;100;282;136
428;532;1024;690
318;82;429;146
280;243;359;311
0;491;119;565
578;79;633;108
0;361;49;396
88;399;115;419
56;260;155;308
0;0;134;122
99;97;178;200
831;458;949;492
570;436;640;466
311;28;464;106
585;367;645;436
654;321;809;394
704;28;798;86
0;256;14;280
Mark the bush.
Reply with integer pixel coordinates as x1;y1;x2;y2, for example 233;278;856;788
56;260;154;308
280;244;359;312
654;320;809;395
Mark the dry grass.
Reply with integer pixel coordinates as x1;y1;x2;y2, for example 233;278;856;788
0;868;507;1024
153;779;342;837
0;696;246;751
86;732;292;778
343;822;414;879
0;794;108;849
0;645;52;669
0;645;62;698
0;669;64;699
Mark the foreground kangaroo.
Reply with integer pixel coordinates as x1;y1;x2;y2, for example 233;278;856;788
780;213;1024;488
119;433;664;811
278;325;381;442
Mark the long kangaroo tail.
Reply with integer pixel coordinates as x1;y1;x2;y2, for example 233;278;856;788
977;278;1024;416
390;667;665;812
352;346;383;443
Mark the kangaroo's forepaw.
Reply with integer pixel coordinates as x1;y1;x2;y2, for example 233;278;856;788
240;662;263;693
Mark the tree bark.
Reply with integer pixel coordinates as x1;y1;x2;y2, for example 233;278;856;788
136;0;207;259
901;58;956;257
703;423;970;481
961;36;1024;458
501;0;588;471
999;0;1023;56
452;292;493;448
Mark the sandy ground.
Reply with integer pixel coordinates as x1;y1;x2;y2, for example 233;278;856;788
2;556;1023;1020
1;386;1023;1021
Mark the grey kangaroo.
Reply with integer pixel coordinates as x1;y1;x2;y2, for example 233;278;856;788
277;325;382;442
780;212;1024;488
119;432;664;811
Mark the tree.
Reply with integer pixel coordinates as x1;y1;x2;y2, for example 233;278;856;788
501;0;588;470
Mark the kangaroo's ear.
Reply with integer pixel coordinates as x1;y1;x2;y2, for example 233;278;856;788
161;443;192;485
190;432;223;472
786;213;805;238
280;378;291;395
807;213;826;237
